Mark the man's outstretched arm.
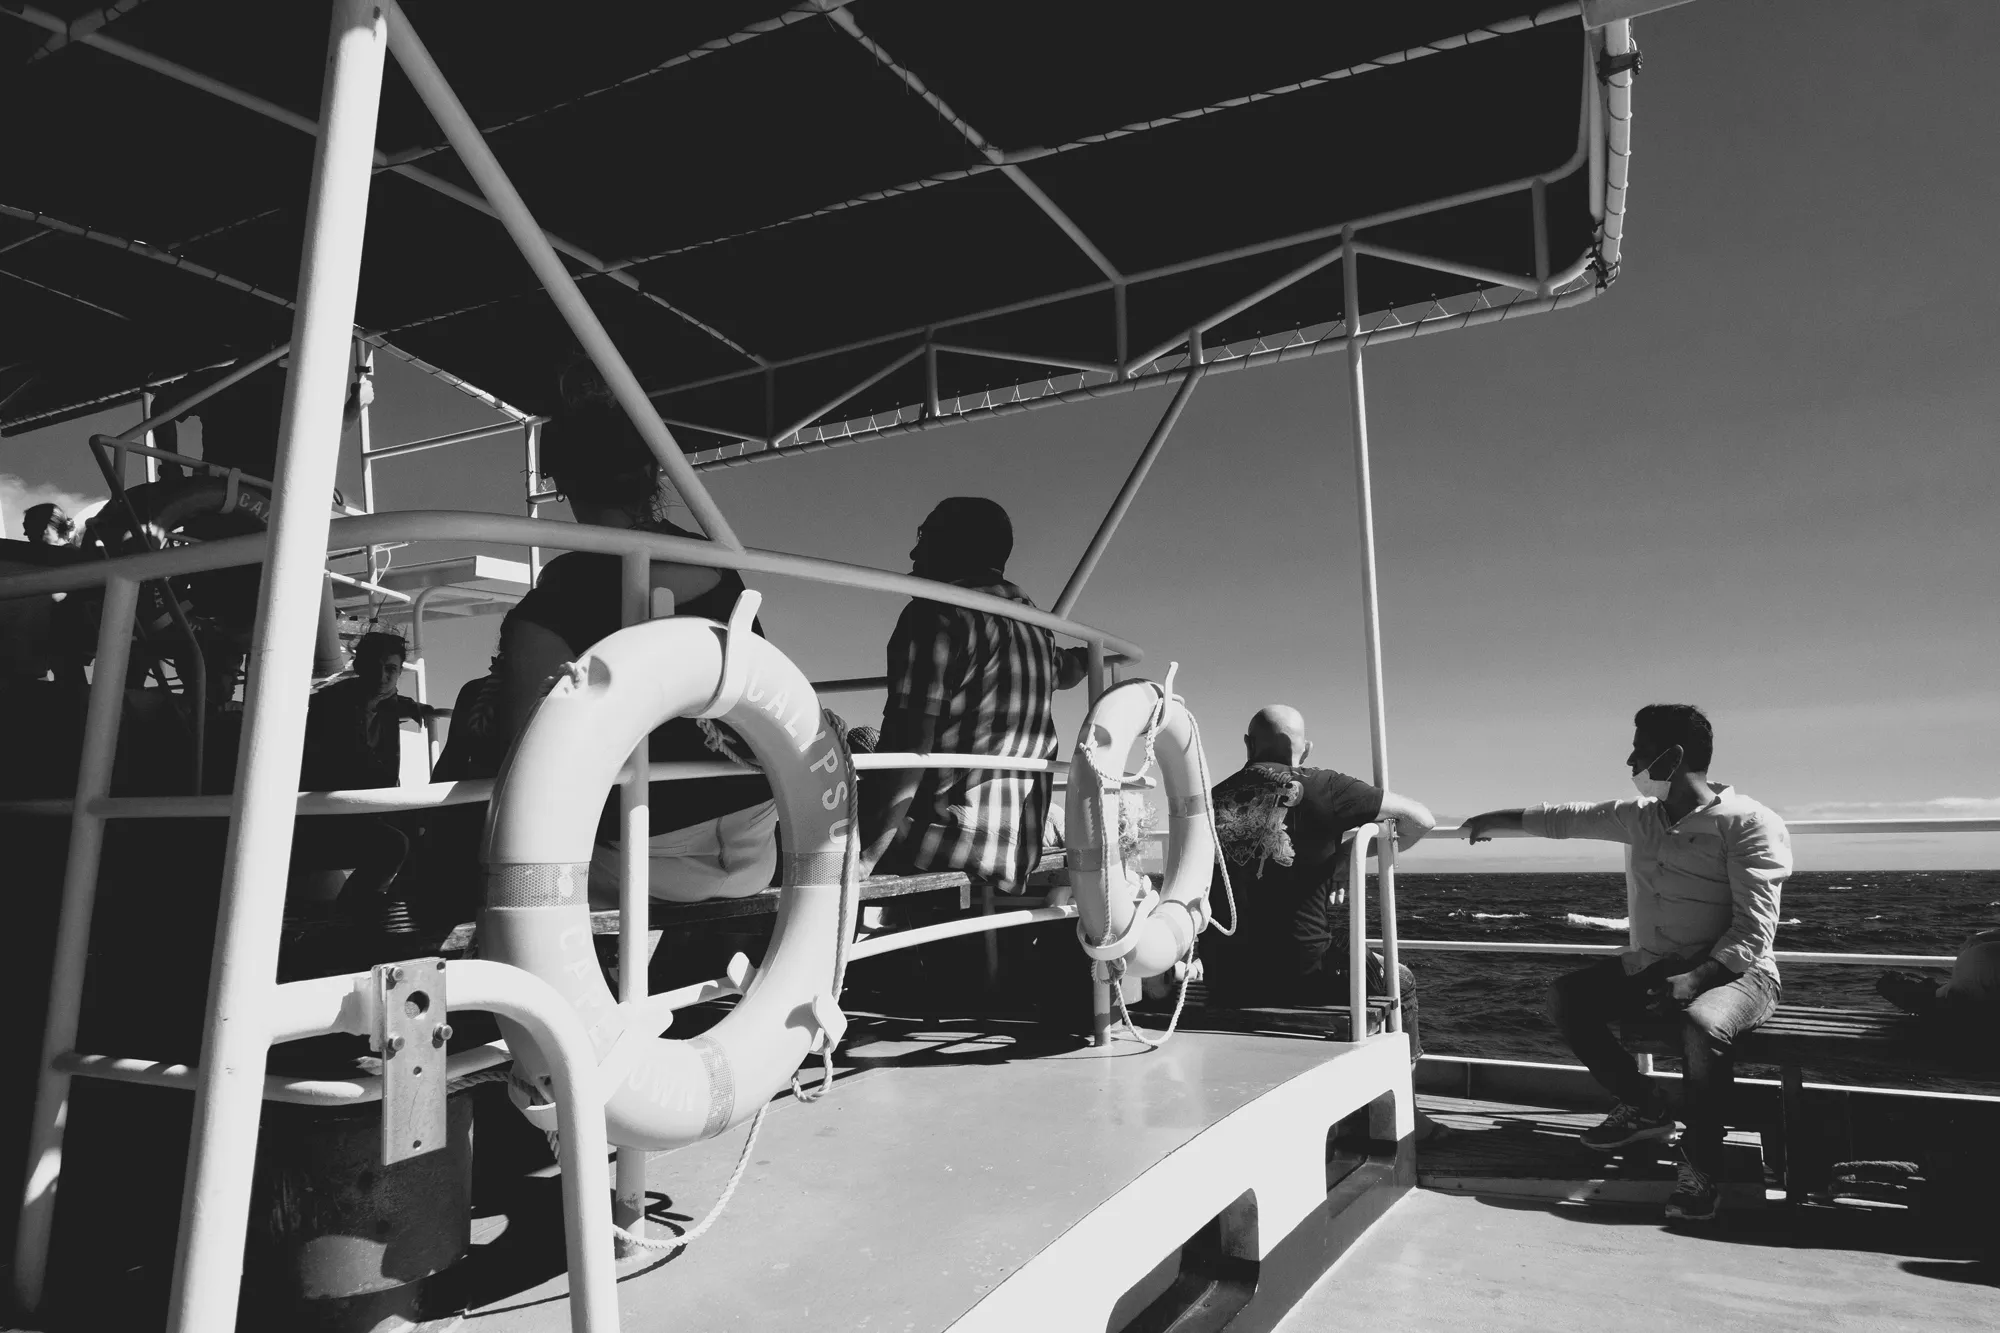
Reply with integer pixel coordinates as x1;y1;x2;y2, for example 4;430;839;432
1462;809;1525;843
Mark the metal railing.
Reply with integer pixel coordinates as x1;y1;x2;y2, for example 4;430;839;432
0;501;1148;1329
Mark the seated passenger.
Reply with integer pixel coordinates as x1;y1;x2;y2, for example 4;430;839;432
21;502;80;547
489;362;776;905
858;497;1088;895
1201;706;1434;1049
1463;703;1791;1225
294;631;437;928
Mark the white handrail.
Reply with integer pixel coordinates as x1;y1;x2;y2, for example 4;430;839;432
0;508;1145;662
0;754;1152;819
1369;939;1959;968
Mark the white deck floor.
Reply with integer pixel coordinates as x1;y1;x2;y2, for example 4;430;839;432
1278;1187;1995;1333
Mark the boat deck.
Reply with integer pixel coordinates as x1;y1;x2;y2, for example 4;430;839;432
1280;1183;1996;1333
449;1013;1415;1333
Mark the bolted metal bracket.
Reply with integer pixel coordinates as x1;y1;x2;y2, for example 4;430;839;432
372;958;449;1166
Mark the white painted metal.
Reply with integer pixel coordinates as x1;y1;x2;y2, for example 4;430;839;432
382;0;744;552
1055;357;1205;618
1341;231;1392;792
11;576;138;1312
165;4;387;1327
614;548;651;1255
262;961;618;1331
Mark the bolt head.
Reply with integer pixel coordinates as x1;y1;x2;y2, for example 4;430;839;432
433;1023;453;1046
384;1035;406;1056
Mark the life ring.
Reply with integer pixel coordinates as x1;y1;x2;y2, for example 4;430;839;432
479;592;857;1152
97;476;342;677
1066;677;1217;979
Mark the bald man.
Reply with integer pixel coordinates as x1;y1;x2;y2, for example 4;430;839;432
1203;705;1436;1035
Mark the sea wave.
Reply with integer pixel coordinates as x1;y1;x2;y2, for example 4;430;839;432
1471;912;1529;920
1565;913;1629;931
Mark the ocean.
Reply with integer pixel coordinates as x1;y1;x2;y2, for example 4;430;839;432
1384;870;2000;1094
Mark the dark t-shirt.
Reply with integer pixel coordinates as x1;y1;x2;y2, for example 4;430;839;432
1201;765;1384;1006
503;551;772;839
301;677;424;792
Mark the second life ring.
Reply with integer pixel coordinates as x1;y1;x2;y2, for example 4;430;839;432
99;476;343;678
1066;677;1217;979
479;593;857;1152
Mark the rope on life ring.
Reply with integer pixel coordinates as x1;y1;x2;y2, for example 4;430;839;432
479;591;860;1154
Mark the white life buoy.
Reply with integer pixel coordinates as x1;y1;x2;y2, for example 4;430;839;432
1066;677;1217;979
479;593;857;1151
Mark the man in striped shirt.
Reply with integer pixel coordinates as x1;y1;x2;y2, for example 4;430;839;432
859;498;1088;895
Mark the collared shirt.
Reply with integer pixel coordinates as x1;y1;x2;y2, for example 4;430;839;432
1524;786;1791;980
885;578;1060;894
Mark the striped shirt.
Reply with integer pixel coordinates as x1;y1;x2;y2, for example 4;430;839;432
886;579;1060;894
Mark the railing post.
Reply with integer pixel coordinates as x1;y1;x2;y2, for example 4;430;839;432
523;419;544;584
12;576;139;1313
1347;824;1373;1042
1378;817;1402;1033
165;4;387;1329
613;549;651;1254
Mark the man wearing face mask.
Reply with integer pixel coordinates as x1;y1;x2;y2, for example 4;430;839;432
1462;703;1791;1224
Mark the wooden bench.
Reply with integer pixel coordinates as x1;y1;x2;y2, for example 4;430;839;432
1622;1004;1996;1202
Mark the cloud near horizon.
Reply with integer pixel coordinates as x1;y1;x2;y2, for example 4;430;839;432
1777;796;2000;820
0;473;105;538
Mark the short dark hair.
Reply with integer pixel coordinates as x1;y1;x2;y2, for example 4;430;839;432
353;631;407;669
1634;703;1713;772
21;502;61;539
539;403;660;507
920;497;1013;579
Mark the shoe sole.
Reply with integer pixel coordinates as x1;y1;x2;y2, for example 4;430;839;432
1665;1203;1719;1223
1579;1122;1678;1153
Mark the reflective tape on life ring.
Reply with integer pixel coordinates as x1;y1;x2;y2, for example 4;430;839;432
480;600;857;1152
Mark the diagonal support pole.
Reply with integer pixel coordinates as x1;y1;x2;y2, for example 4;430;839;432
384;0;743;552
1054;337;1205;618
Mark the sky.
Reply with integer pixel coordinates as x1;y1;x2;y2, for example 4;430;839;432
5;1;1995;872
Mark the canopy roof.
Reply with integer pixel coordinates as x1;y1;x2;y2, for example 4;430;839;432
0;1;1619;455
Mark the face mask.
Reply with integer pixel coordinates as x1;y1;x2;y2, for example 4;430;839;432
1630;749;1671;800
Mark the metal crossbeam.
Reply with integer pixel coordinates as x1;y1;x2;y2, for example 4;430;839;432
826;5;1124;284
0;3;760;365
614;2;1587;271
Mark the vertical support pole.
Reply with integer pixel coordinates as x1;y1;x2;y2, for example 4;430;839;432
523;419;544;584
922;330;940;420
1347;827;1371;1042
356;340;381;585
1531;177;1551;294
613;548;650;1255
1340;230;1391;793
1113;281;1129;377
1085;637;1111;1046
12;576;138;1313
1378;817;1401;1033
138;391;159;484
165;6;386;1330
408;585;442;767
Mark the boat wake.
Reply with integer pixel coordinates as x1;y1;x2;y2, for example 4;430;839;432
1565;912;1629;931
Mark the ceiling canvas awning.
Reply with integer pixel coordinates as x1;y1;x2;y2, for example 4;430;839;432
1;1;1636;456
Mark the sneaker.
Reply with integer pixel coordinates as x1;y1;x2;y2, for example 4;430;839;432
1579;1099;1677;1152
1665;1158;1719;1223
